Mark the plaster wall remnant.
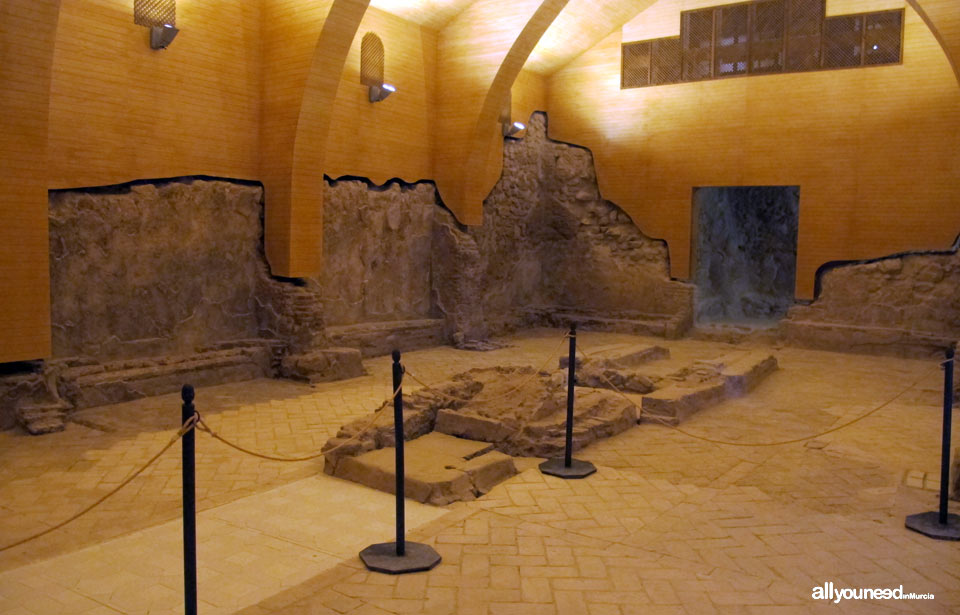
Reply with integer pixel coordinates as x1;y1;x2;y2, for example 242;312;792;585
781;236;960;375
432;112;694;344
693;186;799;324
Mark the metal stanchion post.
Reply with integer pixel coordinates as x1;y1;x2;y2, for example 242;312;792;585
360;350;442;573
540;324;597;479
905;346;960;540
181;385;198;615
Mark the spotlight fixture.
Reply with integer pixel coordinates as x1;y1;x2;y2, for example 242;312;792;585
369;83;396;103
150;24;179;50
502;121;525;137
134;0;178;50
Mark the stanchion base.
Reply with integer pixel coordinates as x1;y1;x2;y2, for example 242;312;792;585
905;512;960;541
539;457;597;479
360;541;442;574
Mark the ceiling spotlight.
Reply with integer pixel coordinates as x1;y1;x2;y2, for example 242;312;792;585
502;121;525;137
369;83;396;103
150;24;179;50
134;0;178;49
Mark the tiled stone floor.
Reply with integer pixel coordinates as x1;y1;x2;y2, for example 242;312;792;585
1;329;958;614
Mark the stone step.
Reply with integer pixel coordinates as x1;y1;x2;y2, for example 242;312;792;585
280;347;365;384
60;346;273;409
331;432;517;506
532;309;691;339
560;343;669;370
640;352;778;425
16;401;71;435
326;319;447;358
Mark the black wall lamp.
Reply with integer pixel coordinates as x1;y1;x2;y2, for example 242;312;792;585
135;0;179;50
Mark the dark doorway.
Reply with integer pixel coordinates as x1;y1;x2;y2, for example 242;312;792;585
692;186;799;324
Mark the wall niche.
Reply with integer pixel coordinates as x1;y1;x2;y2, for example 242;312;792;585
692;186;799;324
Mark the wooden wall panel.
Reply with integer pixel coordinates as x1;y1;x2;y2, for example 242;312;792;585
325;8;437;184
48;0;261;188
0;0;59;362
908;0;960;87
435;0;568;224
510;69;547;130
547;0;960;299
261;0;370;277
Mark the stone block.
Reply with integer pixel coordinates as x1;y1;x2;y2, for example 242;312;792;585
280;347;365;384
640;382;727;425
326;319;447;358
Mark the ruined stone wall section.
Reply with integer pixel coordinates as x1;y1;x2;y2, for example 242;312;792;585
321;180;436;326
50;180;270;359
786;241;960;341
432;112;690;341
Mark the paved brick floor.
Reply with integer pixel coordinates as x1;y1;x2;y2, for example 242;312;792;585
0;329;957;614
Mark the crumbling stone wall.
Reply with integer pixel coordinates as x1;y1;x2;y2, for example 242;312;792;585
50;180;272;359
433;112;692;342
321;180;437;326
783;239;960;356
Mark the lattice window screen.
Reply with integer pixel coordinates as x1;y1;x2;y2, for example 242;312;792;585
652;38;682;85
864;10;902;65
822;15;863;68
360;33;385;87
683;9;715;81
750;0;785;74
134;0;175;27
622;41;652;88
786;0;822;72
715;4;749;76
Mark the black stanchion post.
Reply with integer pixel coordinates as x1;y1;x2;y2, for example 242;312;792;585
565;325;576;468
905;345;960;540
941;346;955;525
393;351;406;556
359;350;442;574
181;385;198;615
540;324;597;479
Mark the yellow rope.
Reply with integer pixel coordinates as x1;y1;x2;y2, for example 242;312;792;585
196;377;404;462
403;333;570;404
575;341;938;447
0;413;199;553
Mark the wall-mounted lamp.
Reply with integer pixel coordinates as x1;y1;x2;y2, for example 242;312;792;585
134;0;179;50
368;83;396;103
502;121;525;137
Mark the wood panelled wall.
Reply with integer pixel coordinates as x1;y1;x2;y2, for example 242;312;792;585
0;0;59;362
511;69;548;131
48;0;261;188
547;0;960;299
434;0;568;224
907;0;960;87
326;8;438;183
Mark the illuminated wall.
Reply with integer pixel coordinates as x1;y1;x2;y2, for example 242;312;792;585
546;0;960;298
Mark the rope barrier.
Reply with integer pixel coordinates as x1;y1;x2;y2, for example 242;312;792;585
575;341;937;447
0;413;199;553
403;333;570;404
195;377;405;462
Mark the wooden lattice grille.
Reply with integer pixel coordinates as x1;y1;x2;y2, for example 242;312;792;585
134;0;175;28
715;4;749;77
622;41;652;88
786;0;823;72
360;33;385;87
750;0;785;74
683;9;715;81
652;38;682;85
822;15;863;68
864;11;903;66
623;0;900;89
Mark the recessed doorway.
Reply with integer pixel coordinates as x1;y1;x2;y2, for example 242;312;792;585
692;186;799;324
